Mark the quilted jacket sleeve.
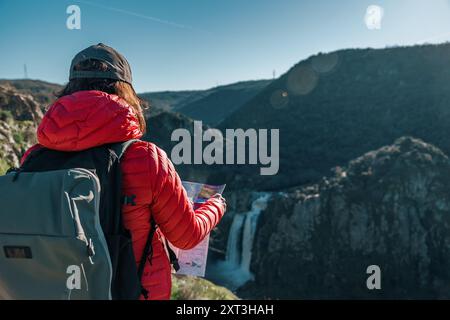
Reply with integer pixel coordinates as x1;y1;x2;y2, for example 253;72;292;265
146;143;225;250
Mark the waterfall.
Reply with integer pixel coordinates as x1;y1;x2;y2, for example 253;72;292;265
225;213;245;266
207;192;271;290
239;193;270;273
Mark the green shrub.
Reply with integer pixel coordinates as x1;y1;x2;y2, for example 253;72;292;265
0;159;10;176
0;109;13;122
171;275;238;300
13;131;25;146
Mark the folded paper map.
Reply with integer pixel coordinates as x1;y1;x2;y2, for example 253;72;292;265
168;181;226;277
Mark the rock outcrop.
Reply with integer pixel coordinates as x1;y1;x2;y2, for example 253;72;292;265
242;137;450;299
0;85;42;172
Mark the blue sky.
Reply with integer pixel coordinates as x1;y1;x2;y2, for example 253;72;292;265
1;0;450;92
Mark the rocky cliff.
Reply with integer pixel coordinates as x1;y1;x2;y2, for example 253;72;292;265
0;85;42;173
241;137;450;299
0;79;62;106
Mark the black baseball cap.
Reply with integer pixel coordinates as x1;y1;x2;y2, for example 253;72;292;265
69;43;133;84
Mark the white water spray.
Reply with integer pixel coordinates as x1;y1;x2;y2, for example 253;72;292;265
207;193;271;290
240;194;270;273
225;213;245;266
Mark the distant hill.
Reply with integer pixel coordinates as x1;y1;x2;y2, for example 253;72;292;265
177;80;271;125
0;79;62;107
140;80;271;125
0;78;271;126
219;43;450;190
140;89;208;113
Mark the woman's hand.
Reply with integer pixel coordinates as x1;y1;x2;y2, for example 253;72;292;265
211;193;227;212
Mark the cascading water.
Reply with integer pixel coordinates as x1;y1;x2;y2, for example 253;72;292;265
240;193;270;273
206;192;271;290
225;213;245;266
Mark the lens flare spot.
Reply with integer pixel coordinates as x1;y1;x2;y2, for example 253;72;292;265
287;65;319;96
270;90;290;109
311;52;339;74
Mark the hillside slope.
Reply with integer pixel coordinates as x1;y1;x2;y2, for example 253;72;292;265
140;89;207;112
0;79;61;106
178;80;271;125
220;43;450;190
140;80;271;125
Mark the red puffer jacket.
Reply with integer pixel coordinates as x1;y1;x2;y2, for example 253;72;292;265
21;90;225;300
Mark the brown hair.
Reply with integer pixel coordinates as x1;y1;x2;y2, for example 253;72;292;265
57;59;148;133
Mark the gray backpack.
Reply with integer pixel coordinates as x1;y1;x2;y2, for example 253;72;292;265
0;140;155;300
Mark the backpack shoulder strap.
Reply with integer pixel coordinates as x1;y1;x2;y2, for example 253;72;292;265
137;217;157;300
111;139;179;299
110;139;140;160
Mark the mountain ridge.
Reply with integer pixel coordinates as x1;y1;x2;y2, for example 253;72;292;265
218;42;450;190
